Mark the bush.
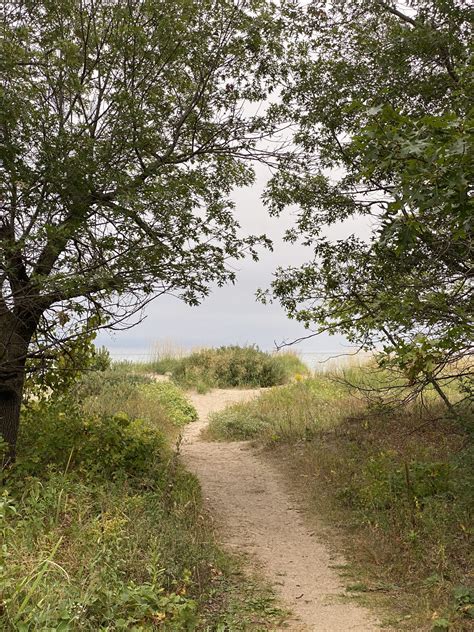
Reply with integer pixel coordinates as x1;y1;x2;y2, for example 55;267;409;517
77;369;152;400
139;381;198;426
172;346;308;390
15;398;165;480
76;371;197;438
17;372;196;482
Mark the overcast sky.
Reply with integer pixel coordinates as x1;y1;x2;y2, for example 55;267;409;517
96;164;370;361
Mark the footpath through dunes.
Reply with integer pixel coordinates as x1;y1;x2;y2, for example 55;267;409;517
181;389;380;632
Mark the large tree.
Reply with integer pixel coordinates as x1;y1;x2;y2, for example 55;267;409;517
265;0;473;407
0;0;286;460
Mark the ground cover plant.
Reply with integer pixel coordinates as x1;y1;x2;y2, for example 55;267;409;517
207;367;474;630
0;367;285;630
164;346;309;392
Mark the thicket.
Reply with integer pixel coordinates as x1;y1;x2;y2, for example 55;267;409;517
208;369;474;630
0;369;283;630
151;346;308;391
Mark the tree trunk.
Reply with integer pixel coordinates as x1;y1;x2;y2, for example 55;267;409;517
0;322;31;468
0;379;24;467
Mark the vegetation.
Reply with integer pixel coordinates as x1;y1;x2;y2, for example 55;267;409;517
208;368;473;630
2;0;471;458
78;370;198;429
0;0;288;459
150;357;183;378
0;368;284;630
167;346;308;392
1;1;472;629
147;342;190;376
102;346;308;392
264;0;473;407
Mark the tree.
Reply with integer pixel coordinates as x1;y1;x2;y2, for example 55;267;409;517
264;0;473;407
0;0;285;461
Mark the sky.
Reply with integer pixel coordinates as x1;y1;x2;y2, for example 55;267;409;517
96;164;370;362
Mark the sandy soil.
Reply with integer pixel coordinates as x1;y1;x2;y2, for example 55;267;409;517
181;389;380;631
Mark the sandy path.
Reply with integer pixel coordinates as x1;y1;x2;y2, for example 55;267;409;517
181;389;380;631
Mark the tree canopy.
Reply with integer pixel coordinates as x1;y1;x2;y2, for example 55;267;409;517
0;0;286;455
264;0;473;406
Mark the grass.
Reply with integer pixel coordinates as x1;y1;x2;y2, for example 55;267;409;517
149;341;191;376
207;368;474;631
109;345;309;393
166;346;308;391
206;376;355;442
1;368;285;630
79;370;198;434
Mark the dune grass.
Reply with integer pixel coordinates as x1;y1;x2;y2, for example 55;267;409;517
206;375;353;441
207;368;474;631
114;344;310;393
166;346;309;392
171;346;275;391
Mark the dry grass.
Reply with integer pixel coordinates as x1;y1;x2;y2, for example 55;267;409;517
150;339;192;361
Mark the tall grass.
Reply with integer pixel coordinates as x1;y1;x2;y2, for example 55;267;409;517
206;376;355;441
207;368;474;630
1;370;284;630
109;344;309;393
171;346;309;391
149;340;192;375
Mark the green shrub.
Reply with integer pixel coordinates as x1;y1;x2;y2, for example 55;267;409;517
15;398;165;480
139;381;198;426
77;369;152;400
172;346;308;390
76;371;196;439
19;370;180;483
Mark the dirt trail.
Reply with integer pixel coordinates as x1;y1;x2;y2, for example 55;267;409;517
181;389;380;632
